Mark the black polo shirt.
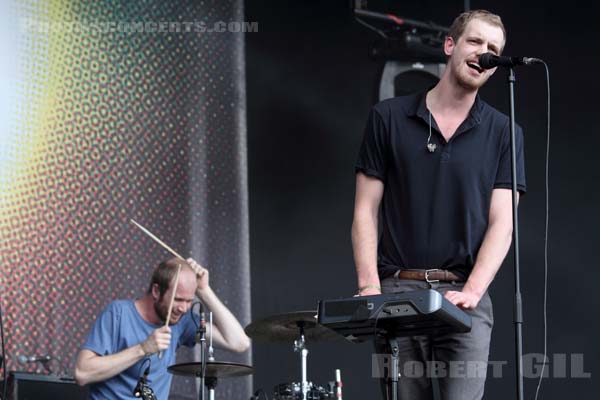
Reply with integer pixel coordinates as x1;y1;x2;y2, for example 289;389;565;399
356;91;526;280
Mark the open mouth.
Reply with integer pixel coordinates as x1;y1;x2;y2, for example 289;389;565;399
466;61;483;73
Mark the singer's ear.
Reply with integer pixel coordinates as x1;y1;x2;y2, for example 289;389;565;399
444;35;455;57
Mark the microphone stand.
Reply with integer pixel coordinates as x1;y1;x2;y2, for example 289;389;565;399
40;358;53;374
507;67;524;400
197;312;207;400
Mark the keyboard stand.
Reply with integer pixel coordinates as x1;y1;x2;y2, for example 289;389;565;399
387;336;401;400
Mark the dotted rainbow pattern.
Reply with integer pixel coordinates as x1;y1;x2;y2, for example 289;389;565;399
0;1;249;399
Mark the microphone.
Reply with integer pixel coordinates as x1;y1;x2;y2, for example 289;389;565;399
132;372;145;397
479;52;542;69
195;303;206;343
17;355;52;364
133;365;156;399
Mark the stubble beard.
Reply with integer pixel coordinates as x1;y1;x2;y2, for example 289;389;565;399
454;62;488;92
154;295;172;324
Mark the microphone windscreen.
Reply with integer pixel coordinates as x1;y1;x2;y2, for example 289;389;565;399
479;53;498;69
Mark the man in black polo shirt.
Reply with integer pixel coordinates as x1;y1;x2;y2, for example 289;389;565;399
352;10;526;400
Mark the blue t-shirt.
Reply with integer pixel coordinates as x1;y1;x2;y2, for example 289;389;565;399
82;299;197;399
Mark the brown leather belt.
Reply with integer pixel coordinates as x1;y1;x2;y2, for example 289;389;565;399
393;269;464;283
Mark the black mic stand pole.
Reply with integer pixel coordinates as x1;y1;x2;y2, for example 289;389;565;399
507;67;524;400
197;314;207;400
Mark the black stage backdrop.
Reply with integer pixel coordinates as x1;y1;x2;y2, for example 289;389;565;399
246;1;599;399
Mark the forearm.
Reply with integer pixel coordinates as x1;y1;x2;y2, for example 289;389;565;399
196;286;250;353
351;173;384;295
74;345;146;386
463;220;513;298
352;213;381;291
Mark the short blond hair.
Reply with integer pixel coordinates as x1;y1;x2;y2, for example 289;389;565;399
448;10;506;52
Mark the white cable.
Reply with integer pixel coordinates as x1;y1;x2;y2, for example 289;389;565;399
534;61;551;400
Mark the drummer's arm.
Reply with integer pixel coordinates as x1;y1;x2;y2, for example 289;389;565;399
74;326;171;386
196;285;251;353
186;258;250;353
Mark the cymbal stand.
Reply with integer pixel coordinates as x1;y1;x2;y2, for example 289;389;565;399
207;312;215;400
208;312;215;362
206;377;217;400
293;322;309;400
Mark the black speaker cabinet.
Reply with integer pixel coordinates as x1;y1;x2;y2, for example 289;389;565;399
377;61;445;101
7;371;88;400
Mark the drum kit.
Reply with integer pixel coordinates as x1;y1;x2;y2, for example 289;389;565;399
167;310;343;400
130;221;344;399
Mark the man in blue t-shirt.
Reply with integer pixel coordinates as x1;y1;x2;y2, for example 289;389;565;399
74;258;250;399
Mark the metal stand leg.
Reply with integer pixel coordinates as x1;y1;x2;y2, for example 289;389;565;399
301;348;308;400
386;337;400;400
294;322;310;400
206;377;217;400
198;337;206;400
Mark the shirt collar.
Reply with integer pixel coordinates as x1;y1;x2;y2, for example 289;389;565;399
408;90;484;127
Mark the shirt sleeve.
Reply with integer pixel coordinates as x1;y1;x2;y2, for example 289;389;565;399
494;123;527;194
355;107;389;182
81;302;121;356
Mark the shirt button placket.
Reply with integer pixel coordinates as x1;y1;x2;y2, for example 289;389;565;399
440;142;452;163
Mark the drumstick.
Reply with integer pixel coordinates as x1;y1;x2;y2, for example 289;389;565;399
130;219;210;280
159;263;182;359
130;219;186;261
165;264;182;326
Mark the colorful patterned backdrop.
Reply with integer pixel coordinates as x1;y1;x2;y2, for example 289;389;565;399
0;1;251;399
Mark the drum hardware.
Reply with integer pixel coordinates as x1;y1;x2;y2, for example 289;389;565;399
244;311;340;343
273;381;334;400
133;358;156;400
245;311;342;400
196;303;208;400
168;361;254;400
334;369;343;400
208;312;215;362
293;322;310;400
168;361;254;378
169;302;253;400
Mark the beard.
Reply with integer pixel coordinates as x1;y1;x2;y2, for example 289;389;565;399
154;295;181;325
452;61;490;91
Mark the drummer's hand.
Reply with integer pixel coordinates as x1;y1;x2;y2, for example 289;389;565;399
140;326;171;355
187;258;209;290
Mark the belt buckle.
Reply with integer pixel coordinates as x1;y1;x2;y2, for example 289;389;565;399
424;269;440;284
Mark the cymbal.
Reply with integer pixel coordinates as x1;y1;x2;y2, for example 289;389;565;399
168;361;254;378
245;310;340;342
